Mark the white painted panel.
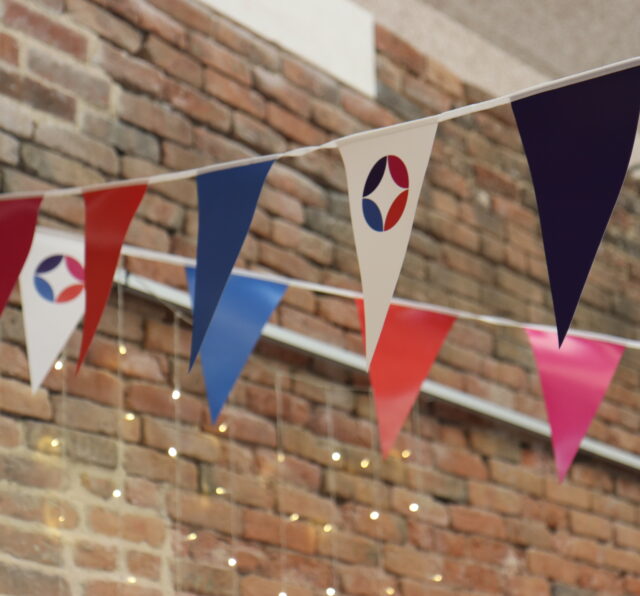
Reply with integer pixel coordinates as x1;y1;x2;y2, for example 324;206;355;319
199;0;376;96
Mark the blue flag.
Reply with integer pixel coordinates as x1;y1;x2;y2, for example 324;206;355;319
190;161;274;368
512;65;640;345
186;268;286;422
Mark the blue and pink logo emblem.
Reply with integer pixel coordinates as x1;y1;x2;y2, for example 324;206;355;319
362;155;409;232
34;255;85;303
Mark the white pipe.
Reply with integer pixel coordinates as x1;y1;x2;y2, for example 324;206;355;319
116;268;640;473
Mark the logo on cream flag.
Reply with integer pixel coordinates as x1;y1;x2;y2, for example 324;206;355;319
20;229;85;391
338;122;438;365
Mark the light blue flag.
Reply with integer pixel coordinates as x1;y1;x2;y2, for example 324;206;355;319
186;268;287;422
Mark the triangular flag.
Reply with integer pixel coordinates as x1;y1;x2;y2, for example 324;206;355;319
20;229;85;391
189;161;274;369
338;123;438;366
356;299;455;457
525;328;624;481
77;184;148;369
186;268;286;422
512;65;640;345
0;197;42;316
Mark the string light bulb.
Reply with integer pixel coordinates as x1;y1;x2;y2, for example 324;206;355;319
277;452;285;463
124;412;136;421
118;344;127;355
360;458;370;469
278;592;287;596
171;389;181;400
215;487;226;496
385;588;395;595
331;451;341;462
112;489;122;498
431;574;443;583
50;438;60;448
409;502;420;513
289;513;300;522
54;360;63;371
326;588;336;596
369;510;380;521
323;523;333;533
218;423;228;433
401;449;411;459
228;557;237;567
187;532;198;541
127;576;137;584
168;447;178;458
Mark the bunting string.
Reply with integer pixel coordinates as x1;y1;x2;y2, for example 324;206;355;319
0;57;636;203
40;226;640;351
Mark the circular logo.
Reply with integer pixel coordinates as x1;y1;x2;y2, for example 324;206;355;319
34;255;85;303
362;155;409;232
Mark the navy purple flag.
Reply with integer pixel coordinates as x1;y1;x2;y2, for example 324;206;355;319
512;65;640;345
189;161;274;368
186;268;286;422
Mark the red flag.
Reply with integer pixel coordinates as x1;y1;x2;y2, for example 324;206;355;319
0;197;42;315
77;185;147;369
356;299;455;457
526;329;624;481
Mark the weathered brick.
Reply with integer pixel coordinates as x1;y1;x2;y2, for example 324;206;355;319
4;1;87;59
144;35;202;87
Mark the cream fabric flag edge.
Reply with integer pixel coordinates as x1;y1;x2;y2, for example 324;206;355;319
337;122;438;367
19;228;85;392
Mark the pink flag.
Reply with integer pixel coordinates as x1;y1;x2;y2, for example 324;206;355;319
526;329;624;481
356;299;455;457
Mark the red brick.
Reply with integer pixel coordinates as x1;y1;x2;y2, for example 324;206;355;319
189;32;252;84
340;88;398;128
84;580;161;596
4;1;87;59
468;481;523;515
434;444;487;479
569;509;612;541
527;549;580;584
266;103;327;146
95;0;187;48
119;91;192;143
68;0;143;52
0;66;76;121
241;575;311;596
0;560;70;595
204;68;265;118
450;506;506;540
89;507;165;547
127;550;161;580
0;32;18;65
144;35;202;87
214;18;279;70
0;378;51;420
124;444;198;489
126;382;202;424
74;540;117;570
233;111;287;154
147;0;215;34
376;25;425;74
34;122;118;174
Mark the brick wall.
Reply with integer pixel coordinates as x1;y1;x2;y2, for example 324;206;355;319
0;0;638;595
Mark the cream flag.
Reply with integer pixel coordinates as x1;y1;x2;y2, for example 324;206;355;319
20;229;85;391
338;122;438;366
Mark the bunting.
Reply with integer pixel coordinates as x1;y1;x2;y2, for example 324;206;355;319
512;65;640;345
356;299;455;456
189;161;274;369
338;122;438;366
20;229;85;391
77;185;148;369
526;329;624;481
0;197;42;316
186;268;286;422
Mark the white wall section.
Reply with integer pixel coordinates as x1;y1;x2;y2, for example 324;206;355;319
201;0;377;96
